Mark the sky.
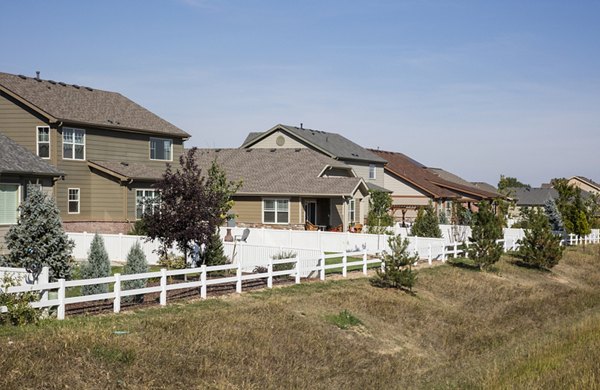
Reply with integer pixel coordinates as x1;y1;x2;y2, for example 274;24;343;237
1;0;599;186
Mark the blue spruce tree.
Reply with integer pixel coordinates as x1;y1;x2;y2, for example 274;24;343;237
81;234;111;295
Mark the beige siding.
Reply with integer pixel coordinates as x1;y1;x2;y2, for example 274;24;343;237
568;178;600;195
383;171;429;197
249;130;308;149
0;92;48;155
347;161;385;187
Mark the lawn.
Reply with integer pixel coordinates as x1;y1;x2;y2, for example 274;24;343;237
324;252;379;274
1;246;599;389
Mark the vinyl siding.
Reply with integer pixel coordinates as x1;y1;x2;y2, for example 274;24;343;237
249;130;308;149
231;196;301;226
330;198;344;227
383;171;432;198
0;92;48;156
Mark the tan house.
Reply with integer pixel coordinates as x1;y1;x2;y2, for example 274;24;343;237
241;124;391;223
568;176;600;195
0;133;64;251
196;148;370;231
369;149;501;225
0;71;190;233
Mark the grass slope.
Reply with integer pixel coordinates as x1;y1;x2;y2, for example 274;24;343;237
1;246;599;389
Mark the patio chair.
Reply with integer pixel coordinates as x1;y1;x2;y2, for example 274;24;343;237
305;220;319;231
329;224;343;232
353;223;363;233
234;228;250;242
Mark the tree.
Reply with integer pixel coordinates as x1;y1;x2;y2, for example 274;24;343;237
144;148;240;263
512;208;564;269
544;198;564;232
80;234;111;295
1;184;74;281
370;235;418;292
202;231;228;266
122;242;149;302
552;178;592;241
497;175;530;193
451;202;472;225
468;201;503;270
366;190;394;234
411;202;442;238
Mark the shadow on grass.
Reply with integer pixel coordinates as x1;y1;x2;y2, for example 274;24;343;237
509;259;552;273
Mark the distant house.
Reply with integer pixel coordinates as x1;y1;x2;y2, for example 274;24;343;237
0;133;63;251
568;176;600;195
507;187;559;221
241;124;391;223
369;149;501;225
197;148;369;231
0;71;190;233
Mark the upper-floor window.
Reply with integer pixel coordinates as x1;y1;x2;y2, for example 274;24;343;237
368;164;376;180
63;127;85;160
0;184;20;225
263;198;289;224
150;138;172;161
37;126;50;159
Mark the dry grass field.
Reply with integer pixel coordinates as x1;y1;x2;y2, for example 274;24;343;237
1;246;599;389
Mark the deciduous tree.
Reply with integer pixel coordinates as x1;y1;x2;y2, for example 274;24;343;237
366;190;394;234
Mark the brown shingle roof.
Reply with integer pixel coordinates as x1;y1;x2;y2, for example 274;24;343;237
88;160;167;181
0;133;63;176
0;72;189;138
427;168;501;198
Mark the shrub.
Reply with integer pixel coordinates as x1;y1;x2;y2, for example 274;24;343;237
512;208;564;270
157;253;187;269
411;202;442;238
128;220;148;236
371;235;418;292
272;251;297;272
3;184;74;281
122;242;149;302
80;234;111;295
0;275;40;326
468;201;503;270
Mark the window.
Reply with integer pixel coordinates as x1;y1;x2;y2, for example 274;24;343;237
63;127;85;160
68;188;80;214
150;138;173;161
348;199;356;223
136;189;158;219
368;164;376;180
37;126;50;158
0;184;20;225
263;199;289;224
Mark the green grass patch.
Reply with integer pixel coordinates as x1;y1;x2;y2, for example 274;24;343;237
325;309;363;329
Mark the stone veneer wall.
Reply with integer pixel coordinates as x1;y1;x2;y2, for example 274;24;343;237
62;221;133;234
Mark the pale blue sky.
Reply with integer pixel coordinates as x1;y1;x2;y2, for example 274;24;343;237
1;0;599;186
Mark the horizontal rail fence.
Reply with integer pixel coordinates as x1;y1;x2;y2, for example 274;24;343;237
1;250;383;320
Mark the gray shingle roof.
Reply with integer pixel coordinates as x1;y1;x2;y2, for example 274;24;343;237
88;160;166;181
194;148;365;196
0;133;63;176
509;187;559;206
0;72;189;138
242;124;387;164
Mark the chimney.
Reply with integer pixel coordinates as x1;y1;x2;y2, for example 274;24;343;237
35;71;40;80
300;123;303;129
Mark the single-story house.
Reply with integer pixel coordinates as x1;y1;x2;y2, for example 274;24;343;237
506;187;559;221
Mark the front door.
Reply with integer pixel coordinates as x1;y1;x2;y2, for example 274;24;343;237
305;201;317;225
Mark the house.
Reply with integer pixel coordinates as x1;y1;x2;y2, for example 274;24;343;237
195;148;370;231
568;176;600;195
241;124;391;222
0;133;64;251
507;187;559;221
369;149;501;225
0;71;190;233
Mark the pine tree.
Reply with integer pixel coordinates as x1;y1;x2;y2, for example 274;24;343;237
2;184;74;281
468;201;503;270
411;202;442;238
544;198;564;232
513;208;563;269
202;229;228;266
80;234;111;295
371;235;418;292
122;241;148;302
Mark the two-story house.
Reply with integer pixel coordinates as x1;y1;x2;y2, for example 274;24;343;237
241;124;390;225
0;71;190;233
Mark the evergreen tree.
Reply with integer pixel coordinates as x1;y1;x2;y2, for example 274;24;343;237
512;208;564;270
544;198;564;231
411;202;442;238
468;201;503;270
497;175;530;192
2;184;74;281
80;234;111;295
122;242;148;302
370;235;418;292
202;229;228;266
366;190;394;234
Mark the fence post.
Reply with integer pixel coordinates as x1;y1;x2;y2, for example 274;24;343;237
428;244;432;265
160;268;167;306
453;242;458;258
39;266;49;306
57;278;66;320
295;257;301;284
442;245;446;262
362;249;368;275
267;257;273;289
200;264;207;299
113;273;121;314
320;252;326;281
380;259;385;273
342;251;347;278
236;261;242;293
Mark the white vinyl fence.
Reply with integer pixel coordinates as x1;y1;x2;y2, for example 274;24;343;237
1;250;383;320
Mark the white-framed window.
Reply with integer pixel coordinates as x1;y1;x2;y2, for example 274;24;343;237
37;126;50;159
348;198;356;223
63;127;85;160
150;138;173;161
68;188;80;214
0;184;20;225
263;198;289;224
136;189;159;219
368;164;376;180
